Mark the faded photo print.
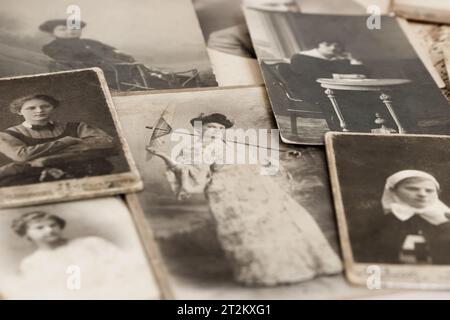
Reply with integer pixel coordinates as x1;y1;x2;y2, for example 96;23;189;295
0;197;160;299
0;0;217;92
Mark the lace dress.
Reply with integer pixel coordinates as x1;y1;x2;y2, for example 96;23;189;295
166;144;342;286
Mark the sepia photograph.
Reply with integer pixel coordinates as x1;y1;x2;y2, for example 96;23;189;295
0;69;142;208
244;10;450;144
191;0;388;86
326;132;450;288
194;0;387;59
0;197;160;299
113;86;380;299
0;0;217;92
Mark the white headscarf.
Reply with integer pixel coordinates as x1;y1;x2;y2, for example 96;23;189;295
382;170;450;225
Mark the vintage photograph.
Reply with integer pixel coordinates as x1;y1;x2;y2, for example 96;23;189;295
326;133;450;288
113;86;378;299
244;10;450;144
194;0;385;59
0;69;142;207
0;197;160;299
191;0;385;86
0;0;217;92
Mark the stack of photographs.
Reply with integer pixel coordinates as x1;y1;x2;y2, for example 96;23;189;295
113;86;376;299
0;0;219;299
242;2;450;291
1;0;450;300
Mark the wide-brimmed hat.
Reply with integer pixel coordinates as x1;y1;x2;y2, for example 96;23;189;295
39;19;86;33
190;113;234;128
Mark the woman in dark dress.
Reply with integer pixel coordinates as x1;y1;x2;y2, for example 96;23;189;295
39;20;202;91
288;40;371;131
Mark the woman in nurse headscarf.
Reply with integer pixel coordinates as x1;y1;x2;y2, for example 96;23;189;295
379;170;450;264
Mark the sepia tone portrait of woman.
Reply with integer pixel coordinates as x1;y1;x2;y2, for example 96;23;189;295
147;112;342;286
0;94;115;185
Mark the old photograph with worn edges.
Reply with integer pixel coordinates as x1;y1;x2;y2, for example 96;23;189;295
0;68;142;208
244;10;450;144
326;132;450;289
112;86;382;299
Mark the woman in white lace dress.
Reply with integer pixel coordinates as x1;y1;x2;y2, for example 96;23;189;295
148;112;342;286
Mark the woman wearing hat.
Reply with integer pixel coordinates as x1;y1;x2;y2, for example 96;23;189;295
39;19;177;91
147;112;342;286
0;94;115;185
377;170;450;264
39;19;135;69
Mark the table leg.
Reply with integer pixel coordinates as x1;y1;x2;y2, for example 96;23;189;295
380;93;405;134
324;88;348;131
290;112;298;135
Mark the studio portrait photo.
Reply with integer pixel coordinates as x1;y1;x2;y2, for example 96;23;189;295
0;197;160;299
0;69;142;207
112;86;378;299
326;133;450;288
0;0;217;92
245;9;450;144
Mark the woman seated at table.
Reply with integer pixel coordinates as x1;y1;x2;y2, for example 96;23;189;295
0;94;115;185
288;40;372;131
